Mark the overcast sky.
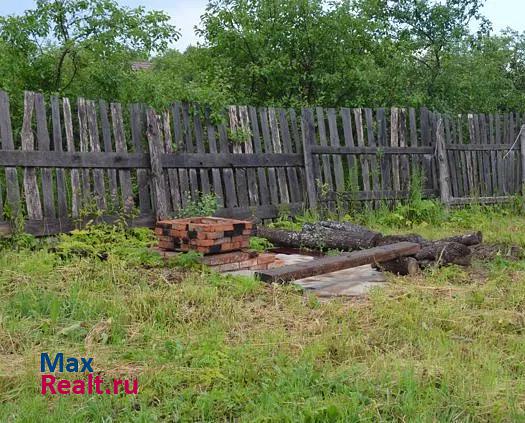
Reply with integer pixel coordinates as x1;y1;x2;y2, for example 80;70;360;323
0;0;523;51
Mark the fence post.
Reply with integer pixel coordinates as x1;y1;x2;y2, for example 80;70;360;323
521;124;525;200
301;108;318;210
436;115;452;206
146;108;169;220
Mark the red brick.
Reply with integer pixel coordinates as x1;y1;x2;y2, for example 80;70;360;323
251;263;269;270
158;240;176;250
237;258;259;269
257;254;276;265
215;262;241;272
200;251;254;266
169;229;186;237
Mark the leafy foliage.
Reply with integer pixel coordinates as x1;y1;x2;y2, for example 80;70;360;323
177;193;219;218
55;223;160;266
248;236;274;253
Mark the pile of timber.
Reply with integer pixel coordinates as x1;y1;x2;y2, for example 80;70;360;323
257;221;483;276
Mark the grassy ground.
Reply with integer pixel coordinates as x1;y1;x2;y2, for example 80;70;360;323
1;206;525;421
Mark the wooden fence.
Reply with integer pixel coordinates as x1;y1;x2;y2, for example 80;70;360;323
0;91;523;236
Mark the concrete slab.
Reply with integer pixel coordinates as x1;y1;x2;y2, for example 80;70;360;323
228;253;387;298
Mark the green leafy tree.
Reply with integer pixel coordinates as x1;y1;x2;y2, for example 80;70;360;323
0;0;179;98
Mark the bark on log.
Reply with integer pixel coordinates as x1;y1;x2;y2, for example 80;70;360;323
258;226;382;251
415;241;471;266
374;257;420;276
302;222;382;250
376;234;426;246
441;231;482;246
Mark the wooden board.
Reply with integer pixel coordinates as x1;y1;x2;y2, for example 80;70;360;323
255;242;421;283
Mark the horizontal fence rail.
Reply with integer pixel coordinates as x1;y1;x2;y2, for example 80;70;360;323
0;90;522;236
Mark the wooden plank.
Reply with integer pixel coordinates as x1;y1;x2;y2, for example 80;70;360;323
86;100;106;209
508;113;516;193
279;108;301;203
0;151;303;169
315;107;334;204
466;114;477;195
436;116;451;205
229;106;250;207
171;102;190;206
377;107;391;193
217;122;238;208
163;111;182;212
63;98;81;217
214;202;304;221
239;106;259;205
354;108;370;192
50;96;68;217
99;100;119;207
495;113;505;194
408;107;421;181
0;91;20;215
130;104;152;213
255;242;421;283
419;107;433;190
429;112;439;194
488;114;498;195
77;98;92;205
34;93;56;218
311;145;434;155
444;115;459;198
390;107;401;192
477;114;489;195
326;108;345;205
259;107;279;205
289;108;306;197
450;196;515;206
324;189;437;202
193;105;211;195
21;91;43;220
457;114;469;197
111;103;134;211
398;109;410;188
146;109;168;220
248;106;270;205
341;108;358;191
269;107;290;203
445;143;515;151
204;111;224;206
301;108;318;209
365;108;381;204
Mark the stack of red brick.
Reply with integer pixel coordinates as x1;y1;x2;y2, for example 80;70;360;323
153;217;283;272
155;217;254;254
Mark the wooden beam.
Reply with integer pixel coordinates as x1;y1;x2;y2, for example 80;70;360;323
436;116;452;206
0;151;303;169
310;145;434;155
255;242;421;283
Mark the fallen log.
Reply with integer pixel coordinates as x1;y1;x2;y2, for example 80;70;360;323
415;241;471;266
374;256;420;276
257;225;382;251
255;242;421;283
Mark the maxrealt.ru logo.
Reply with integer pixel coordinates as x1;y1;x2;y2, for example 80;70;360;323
40;353;138;395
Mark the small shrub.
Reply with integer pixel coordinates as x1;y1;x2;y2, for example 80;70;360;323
172;251;203;269
55;223;158;266
249;236;274;252
178;193;218;218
